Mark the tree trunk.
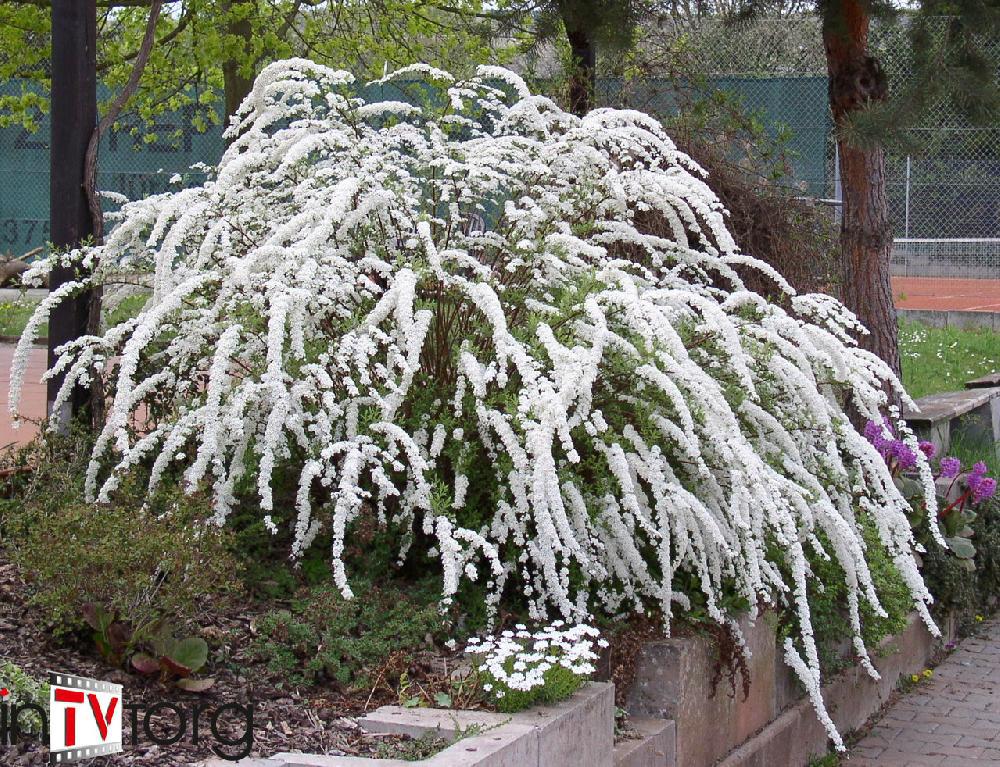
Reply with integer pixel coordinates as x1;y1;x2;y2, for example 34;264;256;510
563;18;596;116
48;0;97;424
823;0;900;378
223;0;254;126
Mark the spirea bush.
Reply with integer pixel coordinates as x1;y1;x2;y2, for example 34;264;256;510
11;60;939;746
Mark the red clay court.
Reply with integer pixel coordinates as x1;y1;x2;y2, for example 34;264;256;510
0;344;47;453
892;276;1000;313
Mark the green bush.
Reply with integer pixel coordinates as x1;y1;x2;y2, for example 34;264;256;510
924;496;1000;632
251;579;446;689
783;520;913;674
0;660;48;735
2;434;241;644
973;498;1000;610
484;662;583;713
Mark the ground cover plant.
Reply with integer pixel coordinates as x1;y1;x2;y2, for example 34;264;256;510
10;60;945;748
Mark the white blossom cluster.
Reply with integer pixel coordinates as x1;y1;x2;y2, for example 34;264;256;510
11;60;937;747
466;621;605;695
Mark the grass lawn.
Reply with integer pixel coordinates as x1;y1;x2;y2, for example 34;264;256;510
899;319;999;475
899;320;999;399
0;294;148;340
0;300;44;338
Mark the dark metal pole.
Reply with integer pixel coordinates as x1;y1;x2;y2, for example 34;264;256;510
48;0;97;423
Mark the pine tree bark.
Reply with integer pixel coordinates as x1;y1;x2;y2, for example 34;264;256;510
562;14;596;116
223;0;254;125
823;0;901;377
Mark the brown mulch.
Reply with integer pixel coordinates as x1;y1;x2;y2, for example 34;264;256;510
0;546;435;766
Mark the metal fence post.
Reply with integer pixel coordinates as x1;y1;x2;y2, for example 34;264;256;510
904;155;911;239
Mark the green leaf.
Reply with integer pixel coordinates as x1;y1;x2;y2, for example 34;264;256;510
894;476;924;500
433;692;453;708
167;637;209;674
131;653;161;674
945;536;976;560
82;603;112;633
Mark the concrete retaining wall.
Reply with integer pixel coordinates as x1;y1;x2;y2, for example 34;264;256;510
207;612;952;767
624;612;953;767
899;308;1000;330
207;683;616;767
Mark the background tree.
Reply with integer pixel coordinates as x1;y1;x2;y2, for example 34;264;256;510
819;0;999;375
0;0;506;132
523;0;999;374
47;0;96;423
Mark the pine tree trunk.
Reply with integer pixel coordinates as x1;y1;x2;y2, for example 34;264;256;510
223;0;254;125
823;0;901;378
563;22;596;116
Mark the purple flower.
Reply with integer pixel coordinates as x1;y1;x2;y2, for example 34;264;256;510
890;441;918;470
864;418;897;453
864;420;886;449
939;457;961;478
971;461;988;477
863;420;878;438
972;477;997;503
918;441;937;460
968;471;983;494
973;477;997;504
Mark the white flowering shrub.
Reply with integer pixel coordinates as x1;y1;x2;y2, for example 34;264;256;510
465;621;605;712
12;60;939;746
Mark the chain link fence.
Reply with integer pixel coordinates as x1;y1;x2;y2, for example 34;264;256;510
1;16;997;277
0;93;226;257
598;15;1000;279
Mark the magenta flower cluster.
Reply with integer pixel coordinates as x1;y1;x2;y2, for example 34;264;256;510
863;419;996;506
967;462;997;505
862;418;925;472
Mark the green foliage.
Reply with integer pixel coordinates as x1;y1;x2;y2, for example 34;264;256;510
919;538;977;629
132;626;212;690
783;520;913;675
925;497;1000;630
484;662;583;713
3;433;242;645
0;4;49;129
250;579;446;689
1;0;511;132
971;498;1000;611
80;603;136;665
0;661;49;735
374;731;451;761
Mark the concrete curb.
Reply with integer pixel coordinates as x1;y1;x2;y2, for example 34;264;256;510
206;683;614;767
899;308;999;330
